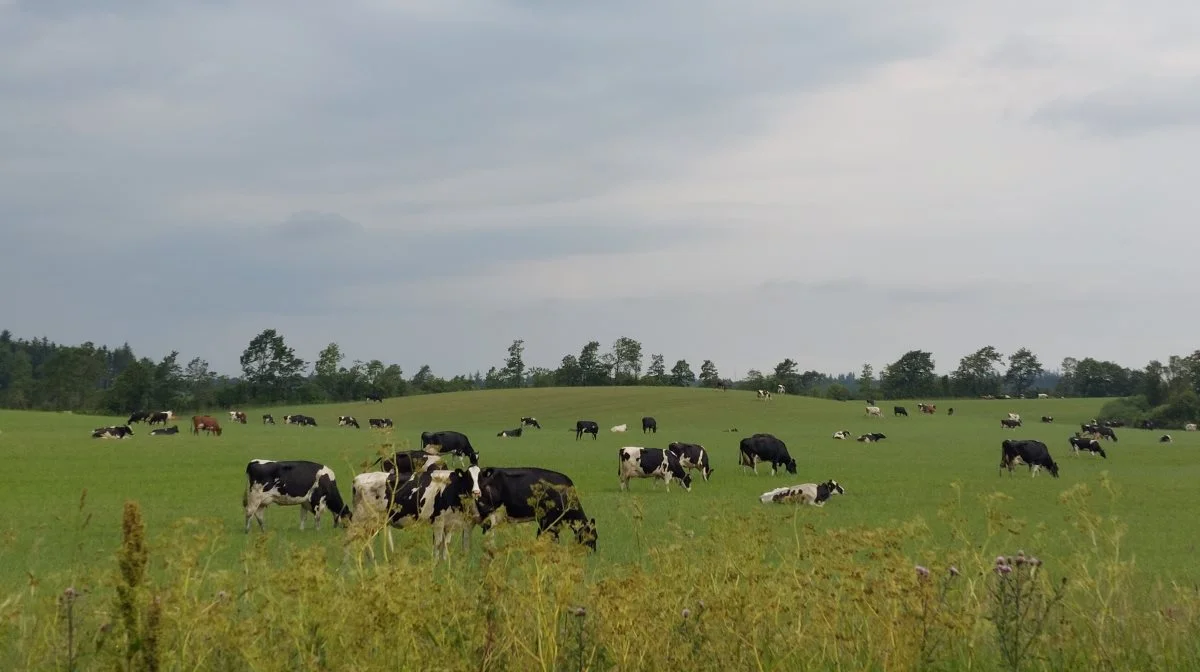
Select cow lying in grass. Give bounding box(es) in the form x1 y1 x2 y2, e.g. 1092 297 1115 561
759 480 845 506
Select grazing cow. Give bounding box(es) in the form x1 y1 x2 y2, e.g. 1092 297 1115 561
575 420 599 441
231 411 247 424
918 403 936 414
520 416 542 429
381 467 483 561
1160 434 1173 443
642 416 657 434
368 418 394 429
947 407 955 416
759 480 845 506
856 433 886 443
496 426 523 438
611 423 628 433
893 406 908 417
667 442 713 481
1041 416 1054 423
285 414 317 427
243 459 351 532
262 414 276 425
1007 413 1021 422
92 425 134 439
738 433 798 475
1186 423 1197 431
191 415 222 436
1069 434 1108 458
371 449 446 475
865 406 883 418
420 430 480 466
999 439 1060 478
351 471 397 553
366 393 383 403
866 399 876 406
127 411 151 425
1037 393 1049 399
757 389 772 400
1094 426 1118 442
473 467 598 549
776 384 785 394
148 411 170 426
618 447 692 492
338 415 360 429
832 430 852 440
1001 418 1022 429
149 425 179 436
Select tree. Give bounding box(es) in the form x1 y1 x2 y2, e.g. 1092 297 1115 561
951 346 1004 397
698 360 720 387
880 350 938 399
826 382 850 401
314 343 343 397
150 351 184 410
578 341 608 386
411 364 436 393
239 329 307 401
555 355 582 387
1144 360 1168 407
644 354 666 385
773 358 799 392
669 359 695 387
858 364 876 400
1057 357 1079 396
107 358 155 413
503 339 525 388
1004 348 1043 397
612 337 644 383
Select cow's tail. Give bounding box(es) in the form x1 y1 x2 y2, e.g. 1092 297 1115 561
369 455 384 467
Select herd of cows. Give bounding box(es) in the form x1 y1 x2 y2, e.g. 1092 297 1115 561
80 397 1196 561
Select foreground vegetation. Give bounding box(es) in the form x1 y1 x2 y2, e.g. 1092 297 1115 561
3 388 1199 669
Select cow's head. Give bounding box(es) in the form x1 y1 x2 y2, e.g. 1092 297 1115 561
785 458 798 474
1047 460 1061 478
823 480 845 496
677 470 693 491
463 465 484 499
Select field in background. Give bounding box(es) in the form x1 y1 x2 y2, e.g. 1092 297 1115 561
2 387 1197 589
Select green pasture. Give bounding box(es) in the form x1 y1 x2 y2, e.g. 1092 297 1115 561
2 387 1196 591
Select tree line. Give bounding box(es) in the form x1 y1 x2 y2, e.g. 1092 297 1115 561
0 328 1197 424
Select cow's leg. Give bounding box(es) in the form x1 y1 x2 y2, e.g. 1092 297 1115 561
299 506 308 530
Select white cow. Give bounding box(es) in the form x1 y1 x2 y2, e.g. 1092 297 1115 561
1008 413 1021 422
1186 423 1197 432
832 430 851 440
610 423 628 433
759 480 845 506
865 406 882 417
776 384 785 394
352 471 397 554
1037 393 1049 399
757 390 772 400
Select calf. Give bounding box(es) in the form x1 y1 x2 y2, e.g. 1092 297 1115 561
999 439 1060 478
642 416 657 434
894 406 908 417
865 406 882 417
759 480 845 506
262 414 276 425
610 423 628 433
474 467 597 550
738 433 798 475
243 459 351 532
856 432 886 443
338 415 360 429
618 447 692 492
368 418 393 429
1068 434 1108 458
496 426 523 438
92 425 134 439
520 416 542 429
149 425 179 436
667 441 713 481
420 430 480 466
382 468 483 561
832 430 851 440
575 420 599 441
1001 418 1022 429
1041 416 1054 423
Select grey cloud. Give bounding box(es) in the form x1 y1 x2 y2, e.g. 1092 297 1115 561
1031 77 1200 135
980 34 1063 70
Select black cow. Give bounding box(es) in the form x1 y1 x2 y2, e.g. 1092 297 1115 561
1041 415 1054 423
381 467 482 561
894 406 908 417
666 442 712 481
738 433 797 475
496 426 523 438
856 432 886 442
1069 434 1108 458
368 418 394 429
421 430 480 466
262 414 275 425
1138 419 1158 430
366 393 383 403
947 407 955 416
520 416 542 429
1160 434 1173 443
1000 439 1060 478
338 415 360 428
618 447 692 491
575 420 599 441
149 425 179 436
1001 418 1022 429
147 411 170 426
371 449 446 474
127 411 151 425
243 459 351 532
92 425 134 439
1094 426 1118 442
474 467 597 550
642 416 657 434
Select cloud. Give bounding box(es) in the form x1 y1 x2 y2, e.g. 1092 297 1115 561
1031 77 1200 135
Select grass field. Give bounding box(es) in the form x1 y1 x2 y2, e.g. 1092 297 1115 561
2 386 1196 587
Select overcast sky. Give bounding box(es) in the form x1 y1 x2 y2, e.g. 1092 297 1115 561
3 1 1198 379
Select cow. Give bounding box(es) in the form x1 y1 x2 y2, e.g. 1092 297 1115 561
148 411 170 426
611 423 628 433
381 467 483 561
1001 418 1022 429
127 411 151 425
1041 416 1054 423
575 420 599 441
1037 393 1049 399
366 393 383 403
1160 434 1173 443
351 471 398 554
1069 434 1108 458
832 430 852 440
149 425 179 436
1096 426 1118 442
1139 420 1159 430
999 439 1060 478
92 425 134 439
918 403 936 414
496 426 523 438
759 480 845 506
243 459 351 532
856 433 886 442
1187 423 1197 432
894 406 908 417
520 416 542 429
262 414 276 425
642 416 657 434
371 449 446 475
757 390 773 400
618 447 692 492
1008 413 1021 422
285 414 317 427
776 384 785 394
338 415 360 429
191 415 222 436
233 411 248 424
368 418 393 429
947 407 955 416
420 430 480 466
865 406 883 417
473 467 597 550
667 442 713 481
738 433 798 475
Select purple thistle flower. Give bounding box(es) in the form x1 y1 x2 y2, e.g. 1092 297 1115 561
682 608 691 619
995 556 1007 566
915 565 930 579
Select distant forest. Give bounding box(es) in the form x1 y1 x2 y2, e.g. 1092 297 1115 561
1 328 1197 427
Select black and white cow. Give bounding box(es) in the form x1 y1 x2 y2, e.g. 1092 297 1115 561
262 414 275 425
520 416 542 429
575 420 599 441
127 411 151 425
368 418 394 429
1069 434 1108 458
473 467 598 550
856 432 886 443
1001 418 1022 429
1041 415 1054 423
284 414 317 427
667 442 713 481
92 425 134 439
642 416 657 434
243 459 351 532
832 430 852 440
894 406 908 417
420 430 480 466
999 440 1060 478
381 467 483 561
738 433 798 475
351 470 398 554
757 389 773 400
618 447 692 491
372 449 446 475
496 426 523 438
1186 423 1197 432
149 425 179 436
148 411 170 426
1159 434 1173 443
366 393 383 403
338 415 360 429
1094 425 1118 442
759 480 845 506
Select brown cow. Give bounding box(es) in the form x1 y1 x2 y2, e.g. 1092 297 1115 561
192 415 223 436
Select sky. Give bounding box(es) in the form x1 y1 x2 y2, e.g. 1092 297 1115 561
3 1 1199 379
